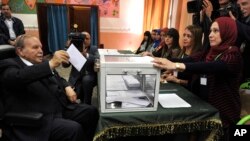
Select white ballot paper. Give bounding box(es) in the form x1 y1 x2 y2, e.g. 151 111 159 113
66 44 87 72
158 93 191 108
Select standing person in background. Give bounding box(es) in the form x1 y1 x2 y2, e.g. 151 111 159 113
153 17 242 141
64 31 99 105
135 31 153 54
193 0 239 51
231 0 250 90
236 0 250 24
0 4 25 45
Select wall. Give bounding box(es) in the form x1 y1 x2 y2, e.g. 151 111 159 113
100 0 144 51
12 0 145 51
177 0 193 48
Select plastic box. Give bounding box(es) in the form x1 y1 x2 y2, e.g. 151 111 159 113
98 54 160 113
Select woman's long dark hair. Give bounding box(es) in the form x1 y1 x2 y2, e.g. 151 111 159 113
186 25 203 54
136 31 153 53
142 31 153 50
161 28 180 57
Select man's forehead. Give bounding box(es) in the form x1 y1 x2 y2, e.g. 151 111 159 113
238 0 249 4
24 37 41 45
2 5 10 9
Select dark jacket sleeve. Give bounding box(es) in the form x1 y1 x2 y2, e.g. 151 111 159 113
184 61 228 74
152 47 162 57
184 51 242 75
53 70 70 88
170 56 195 63
88 45 99 63
1 59 53 87
236 20 250 43
0 34 8 45
0 21 9 44
13 17 25 36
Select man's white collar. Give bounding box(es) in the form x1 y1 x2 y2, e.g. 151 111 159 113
20 57 33 66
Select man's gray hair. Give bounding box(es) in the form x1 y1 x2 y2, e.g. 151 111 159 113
15 35 33 49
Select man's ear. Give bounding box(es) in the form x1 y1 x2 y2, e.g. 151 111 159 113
16 47 24 57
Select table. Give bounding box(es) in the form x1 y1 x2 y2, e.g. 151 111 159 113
93 83 223 141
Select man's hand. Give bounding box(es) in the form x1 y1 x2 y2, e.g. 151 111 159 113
229 11 236 21
65 39 71 47
65 86 77 103
202 0 213 20
49 50 69 69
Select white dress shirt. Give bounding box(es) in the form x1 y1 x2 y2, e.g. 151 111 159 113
4 18 16 40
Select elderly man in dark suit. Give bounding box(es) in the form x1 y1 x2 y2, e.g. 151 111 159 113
0 35 99 141
65 31 99 105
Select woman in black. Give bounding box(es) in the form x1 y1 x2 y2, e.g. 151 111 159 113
162 25 203 86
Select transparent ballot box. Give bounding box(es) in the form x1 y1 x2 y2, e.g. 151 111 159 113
98 55 160 113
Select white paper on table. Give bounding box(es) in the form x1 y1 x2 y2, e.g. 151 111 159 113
106 90 151 106
106 96 150 106
158 93 191 108
122 102 145 108
106 90 146 97
124 97 150 106
66 44 87 72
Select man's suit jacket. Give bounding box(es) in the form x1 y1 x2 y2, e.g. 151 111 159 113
0 57 75 141
68 45 99 87
236 18 250 81
0 16 25 44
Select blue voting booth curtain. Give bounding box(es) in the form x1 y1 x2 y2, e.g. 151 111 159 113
90 7 99 46
47 5 68 53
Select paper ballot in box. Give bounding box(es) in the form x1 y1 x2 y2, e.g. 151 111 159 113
98 54 160 113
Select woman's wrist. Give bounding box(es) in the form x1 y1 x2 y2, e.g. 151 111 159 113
175 63 185 72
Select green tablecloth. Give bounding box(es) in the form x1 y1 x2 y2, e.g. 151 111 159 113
94 83 223 141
